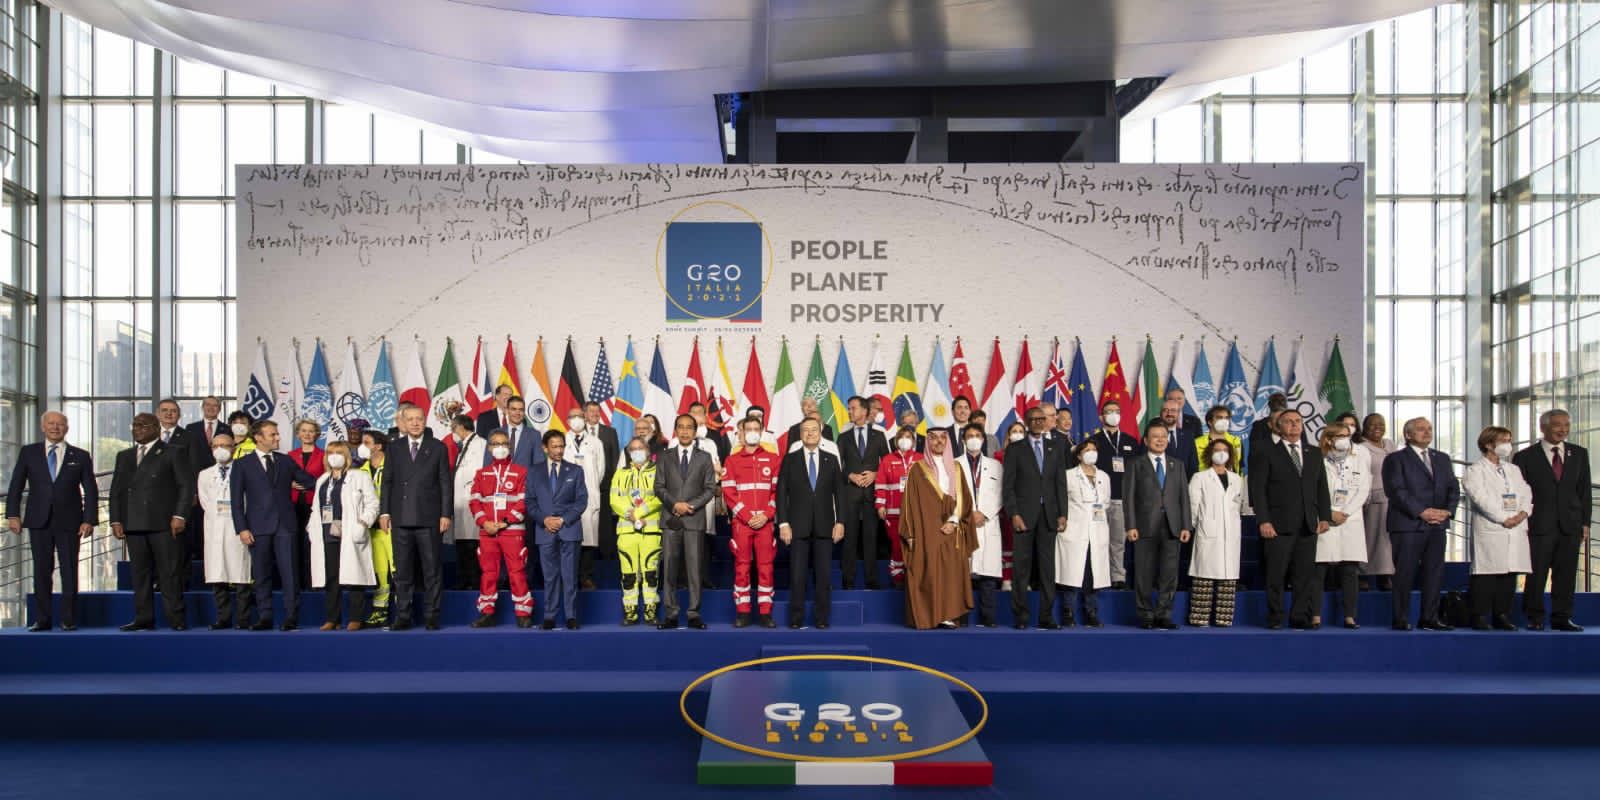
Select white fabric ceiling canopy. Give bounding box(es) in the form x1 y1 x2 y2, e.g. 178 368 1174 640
48 0 1443 162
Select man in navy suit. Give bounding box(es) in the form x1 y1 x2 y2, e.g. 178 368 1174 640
1513 409 1592 631
1002 407 1071 629
483 395 543 469
6 411 99 631
475 383 516 438
776 418 846 629
1159 399 1200 478
182 396 226 569
231 420 317 631
1382 417 1461 631
379 404 454 630
527 429 588 629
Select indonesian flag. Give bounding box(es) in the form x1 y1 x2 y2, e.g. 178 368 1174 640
497 338 522 397
948 338 976 408
552 338 585 432
739 338 770 420
978 338 1012 440
465 338 490 416
679 338 707 414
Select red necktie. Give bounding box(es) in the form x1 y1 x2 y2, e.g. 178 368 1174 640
1553 447 1564 482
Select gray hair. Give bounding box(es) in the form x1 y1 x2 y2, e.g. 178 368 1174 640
1401 416 1430 440
1538 408 1571 428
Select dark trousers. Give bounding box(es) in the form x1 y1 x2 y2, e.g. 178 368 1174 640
599 502 619 562
971 576 1000 625
661 528 704 621
840 506 880 588
539 537 579 622
250 530 300 625
1263 530 1319 625
1524 533 1581 623
293 503 313 593
322 540 371 624
1071 548 1100 620
127 531 185 626
1133 517 1180 623
454 539 482 590
1471 573 1517 620
788 536 833 625
580 546 598 587
185 505 205 577
211 582 254 628
29 525 82 627
1317 561 1360 620
392 525 443 624
1009 518 1058 624
1390 528 1445 624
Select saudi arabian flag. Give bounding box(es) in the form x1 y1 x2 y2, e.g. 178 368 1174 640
1318 339 1354 422
1138 337 1162 429
430 339 466 440
771 340 802 452
802 339 831 428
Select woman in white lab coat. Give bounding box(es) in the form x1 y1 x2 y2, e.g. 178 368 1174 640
1359 413 1397 589
307 441 380 631
198 432 254 629
962 427 1005 628
1462 425 1533 630
1188 438 1245 626
448 417 487 590
1056 439 1110 628
1316 423 1371 629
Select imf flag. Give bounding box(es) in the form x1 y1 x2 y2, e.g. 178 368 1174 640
664 221 763 323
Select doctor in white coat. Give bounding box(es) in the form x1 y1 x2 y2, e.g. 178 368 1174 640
1462 425 1533 630
1315 423 1371 629
1056 439 1111 628
563 410 604 561
449 417 487 589
1187 438 1245 627
307 441 380 631
198 432 253 630
960 425 1005 627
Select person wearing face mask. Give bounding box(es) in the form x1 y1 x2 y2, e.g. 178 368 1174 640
992 420 1028 587
1188 439 1244 627
1056 439 1111 628
450 415 487 591
1088 399 1143 590
610 437 662 626
357 430 394 626
228 411 256 461
1195 406 1243 474
308 440 380 631
875 425 926 589
1315 423 1371 629
961 423 1005 627
1465 426 1533 631
869 397 889 432
722 417 782 626
897 409 927 452
469 431 534 628
197 432 254 629
993 422 1027 463
183 396 227 573
968 409 1000 456
636 415 667 458
562 410 605 590
1358 413 1398 590
838 396 890 590
731 404 780 453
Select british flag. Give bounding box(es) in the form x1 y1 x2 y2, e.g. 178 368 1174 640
1041 340 1071 408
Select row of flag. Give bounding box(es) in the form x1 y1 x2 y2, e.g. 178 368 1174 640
243 335 1354 458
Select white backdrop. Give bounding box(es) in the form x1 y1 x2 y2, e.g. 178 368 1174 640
236 162 1364 412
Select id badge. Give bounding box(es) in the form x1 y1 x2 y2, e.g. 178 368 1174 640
1092 502 1106 522
493 493 508 511
1111 456 1125 473
320 506 333 524
1334 489 1350 506
1501 493 1519 513
899 477 908 492
216 499 231 514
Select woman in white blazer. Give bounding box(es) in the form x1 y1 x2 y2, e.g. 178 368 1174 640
198 433 253 629
1188 438 1245 626
307 441 380 631
1316 423 1371 629
1056 439 1111 628
1358 413 1397 588
449 419 487 590
1462 425 1533 630
961 427 1005 628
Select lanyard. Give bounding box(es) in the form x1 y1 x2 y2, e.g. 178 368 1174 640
1107 429 1122 449
490 463 511 488
1495 463 1510 494
1079 469 1101 504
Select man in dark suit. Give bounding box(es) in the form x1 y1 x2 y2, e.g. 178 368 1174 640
776 418 845 628
1088 400 1142 589
1382 416 1461 631
1513 409 1591 631
938 395 980 453
1163 387 1204 439
230 420 318 631
483 396 542 469
837 396 890 589
788 397 835 445
6 411 99 631
655 414 718 629
108 413 193 631
378 404 454 630
582 401 622 588
527 429 588 629
183 396 226 573
1001 407 1070 629
1248 394 1289 451
1159 399 1201 478
475 383 516 438
1123 420 1194 629
1247 409 1332 629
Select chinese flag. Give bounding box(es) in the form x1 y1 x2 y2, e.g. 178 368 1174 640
1098 341 1140 438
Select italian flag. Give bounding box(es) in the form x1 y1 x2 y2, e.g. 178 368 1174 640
698 760 992 786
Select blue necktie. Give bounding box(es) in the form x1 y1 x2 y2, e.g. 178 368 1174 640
550 463 559 494
858 428 865 456
47 444 58 480
1032 437 1043 472
808 451 817 490
1156 456 1166 489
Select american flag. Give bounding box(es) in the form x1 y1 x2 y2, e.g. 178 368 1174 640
590 341 616 425
1041 341 1071 408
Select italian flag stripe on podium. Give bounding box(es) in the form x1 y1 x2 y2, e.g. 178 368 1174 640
697 760 992 786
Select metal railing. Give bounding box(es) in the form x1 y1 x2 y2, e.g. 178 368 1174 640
1446 458 1599 592
0 470 121 627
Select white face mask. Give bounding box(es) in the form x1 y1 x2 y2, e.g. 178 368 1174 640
1008 431 1026 443
897 437 914 452
629 449 649 464
743 431 762 447
1081 450 1099 466
567 418 585 433
1104 413 1121 428
965 437 984 454
231 422 249 437
1212 419 1230 433
212 447 232 464
1333 438 1351 452
1493 442 1513 458
490 446 510 460
1211 450 1230 466
326 453 346 469
356 444 372 460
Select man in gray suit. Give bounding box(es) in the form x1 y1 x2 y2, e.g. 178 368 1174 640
655 413 719 629
1123 419 1192 630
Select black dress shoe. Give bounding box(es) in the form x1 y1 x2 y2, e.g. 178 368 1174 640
815 621 830 630
789 620 803 630
759 614 776 628
1471 616 1492 631
209 621 233 631
1552 619 1584 632
865 581 883 591
734 613 751 628
424 618 441 631
1492 615 1518 631
1110 581 1127 590
688 618 707 630
657 618 680 630
172 624 189 631
541 619 556 630
279 622 297 632
1038 620 1061 631
120 621 154 632
1527 620 1545 631
565 619 580 630
471 613 496 628
1343 620 1361 630
1084 615 1103 628
60 623 77 632
27 622 50 632
1156 619 1179 630
1391 621 1413 631
250 620 275 631
1267 621 1283 630
390 620 414 631
1060 616 1076 629
1139 620 1156 630
1418 619 1454 631
1012 620 1029 630
517 616 534 628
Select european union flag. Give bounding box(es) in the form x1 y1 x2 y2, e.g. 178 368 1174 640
1066 343 1098 444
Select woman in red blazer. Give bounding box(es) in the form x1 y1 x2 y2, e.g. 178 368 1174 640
289 420 327 587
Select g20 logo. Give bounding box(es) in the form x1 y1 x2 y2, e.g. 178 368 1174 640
658 201 772 324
